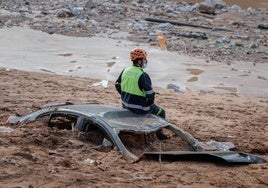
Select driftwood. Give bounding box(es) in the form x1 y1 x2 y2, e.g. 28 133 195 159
145 17 234 32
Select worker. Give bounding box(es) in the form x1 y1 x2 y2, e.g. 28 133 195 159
115 48 167 139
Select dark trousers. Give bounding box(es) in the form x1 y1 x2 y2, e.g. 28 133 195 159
150 104 166 119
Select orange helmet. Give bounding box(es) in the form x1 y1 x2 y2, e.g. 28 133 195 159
130 48 147 61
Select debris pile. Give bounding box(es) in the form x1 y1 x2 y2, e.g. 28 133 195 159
0 0 267 64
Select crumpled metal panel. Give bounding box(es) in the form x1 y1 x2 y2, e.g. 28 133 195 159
6 103 267 164
143 151 267 164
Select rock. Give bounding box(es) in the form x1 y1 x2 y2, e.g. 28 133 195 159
213 0 226 9
230 5 243 12
185 3 199 12
114 0 124 3
137 0 145 3
199 2 216 15
249 42 259 49
15 0 24 6
231 40 244 47
197 1 227 14
0 0 267 65
258 23 268 29
133 23 147 31
85 0 95 9
77 21 87 28
247 7 258 15
205 0 226 9
254 29 262 34
219 36 231 43
0 20 4 28
56 9 74 18
167 84 185 93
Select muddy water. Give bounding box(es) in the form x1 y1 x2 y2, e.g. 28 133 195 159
180 0 268 9
1 27 268 96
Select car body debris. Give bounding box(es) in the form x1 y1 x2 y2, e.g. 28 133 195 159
6 103 267 164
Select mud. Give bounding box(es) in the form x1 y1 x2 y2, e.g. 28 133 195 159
0 68 267 187
0 0 268 187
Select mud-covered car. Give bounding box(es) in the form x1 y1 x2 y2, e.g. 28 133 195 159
6 103 266 164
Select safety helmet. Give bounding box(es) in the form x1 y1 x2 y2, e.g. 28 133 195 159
130 48 147 61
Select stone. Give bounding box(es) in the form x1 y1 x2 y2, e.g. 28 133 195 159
85 0 95 9
0 0 266 65
230 5 243 12
167 84 185 93
199 2 216 14
233 40 244 47
15 0 24 6
258 23 268 29
205 0 226 9
249 42 259 49
133 23 147 31
187 3 199 12
0 20 4 28
56 9 74 18
247 7 258 15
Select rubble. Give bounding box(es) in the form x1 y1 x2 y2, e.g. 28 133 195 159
0 0 267 64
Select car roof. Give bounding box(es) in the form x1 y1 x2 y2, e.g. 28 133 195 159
48 104 170 132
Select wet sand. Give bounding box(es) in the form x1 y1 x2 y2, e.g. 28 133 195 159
0 68 268 187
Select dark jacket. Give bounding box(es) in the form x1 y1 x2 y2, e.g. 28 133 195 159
115 65 155 114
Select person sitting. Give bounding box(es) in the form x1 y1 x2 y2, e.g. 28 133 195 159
115 48 167 140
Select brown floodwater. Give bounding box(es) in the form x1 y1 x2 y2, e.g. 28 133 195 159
179 0 268 9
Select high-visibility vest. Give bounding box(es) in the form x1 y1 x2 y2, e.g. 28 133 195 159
121 66 146 97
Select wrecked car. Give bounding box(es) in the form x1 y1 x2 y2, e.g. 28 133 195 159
6 103 266 164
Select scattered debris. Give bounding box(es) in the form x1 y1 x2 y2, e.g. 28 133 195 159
0 126 13 133
145 17 234 32
258 23 268 29
0 0 267 64
167 84 185 93
84 158 96 165
206 140 235 151
92 80 108 88
6 103 266 164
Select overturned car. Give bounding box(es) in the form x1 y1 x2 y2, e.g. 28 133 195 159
6 103 266 164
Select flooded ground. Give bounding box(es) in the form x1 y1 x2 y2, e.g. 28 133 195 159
0 0 267 96
180 0 268 9
0 27 267 96
0 1 268 187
